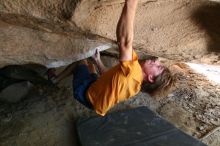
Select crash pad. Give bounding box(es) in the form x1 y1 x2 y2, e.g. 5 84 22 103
76 106 207 146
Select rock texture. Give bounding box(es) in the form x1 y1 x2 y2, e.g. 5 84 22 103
0 0 115 68
0 19 114 68
73 0 220 61
0 0 220 67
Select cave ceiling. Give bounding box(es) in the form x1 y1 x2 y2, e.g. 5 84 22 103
0 0 220 68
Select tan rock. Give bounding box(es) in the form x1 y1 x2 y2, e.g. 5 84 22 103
0 20 114 68
0 0 220 67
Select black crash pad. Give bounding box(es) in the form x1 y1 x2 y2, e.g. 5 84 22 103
76 106 207 146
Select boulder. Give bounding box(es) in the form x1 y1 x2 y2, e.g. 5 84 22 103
0 0 220 68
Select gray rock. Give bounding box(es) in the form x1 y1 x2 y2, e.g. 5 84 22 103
0 81 33 103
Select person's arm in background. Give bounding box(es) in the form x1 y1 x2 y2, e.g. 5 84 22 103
116 0 138 61
92 49 107 75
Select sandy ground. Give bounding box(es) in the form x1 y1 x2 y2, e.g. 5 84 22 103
0 54 220 146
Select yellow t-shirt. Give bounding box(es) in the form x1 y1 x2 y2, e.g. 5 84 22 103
87 50 143 116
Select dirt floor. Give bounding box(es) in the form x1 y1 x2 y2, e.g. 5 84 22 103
0 53 220 146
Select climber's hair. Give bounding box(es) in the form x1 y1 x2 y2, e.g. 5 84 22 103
141 66 176 100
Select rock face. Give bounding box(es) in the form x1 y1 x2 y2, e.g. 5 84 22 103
0 0 220 67
0 0 115 68
73 0 220 61
0 19 114 68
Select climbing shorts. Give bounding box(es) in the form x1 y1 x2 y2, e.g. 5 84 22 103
72 64 97 109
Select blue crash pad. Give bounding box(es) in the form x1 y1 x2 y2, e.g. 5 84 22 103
76 106 207 146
